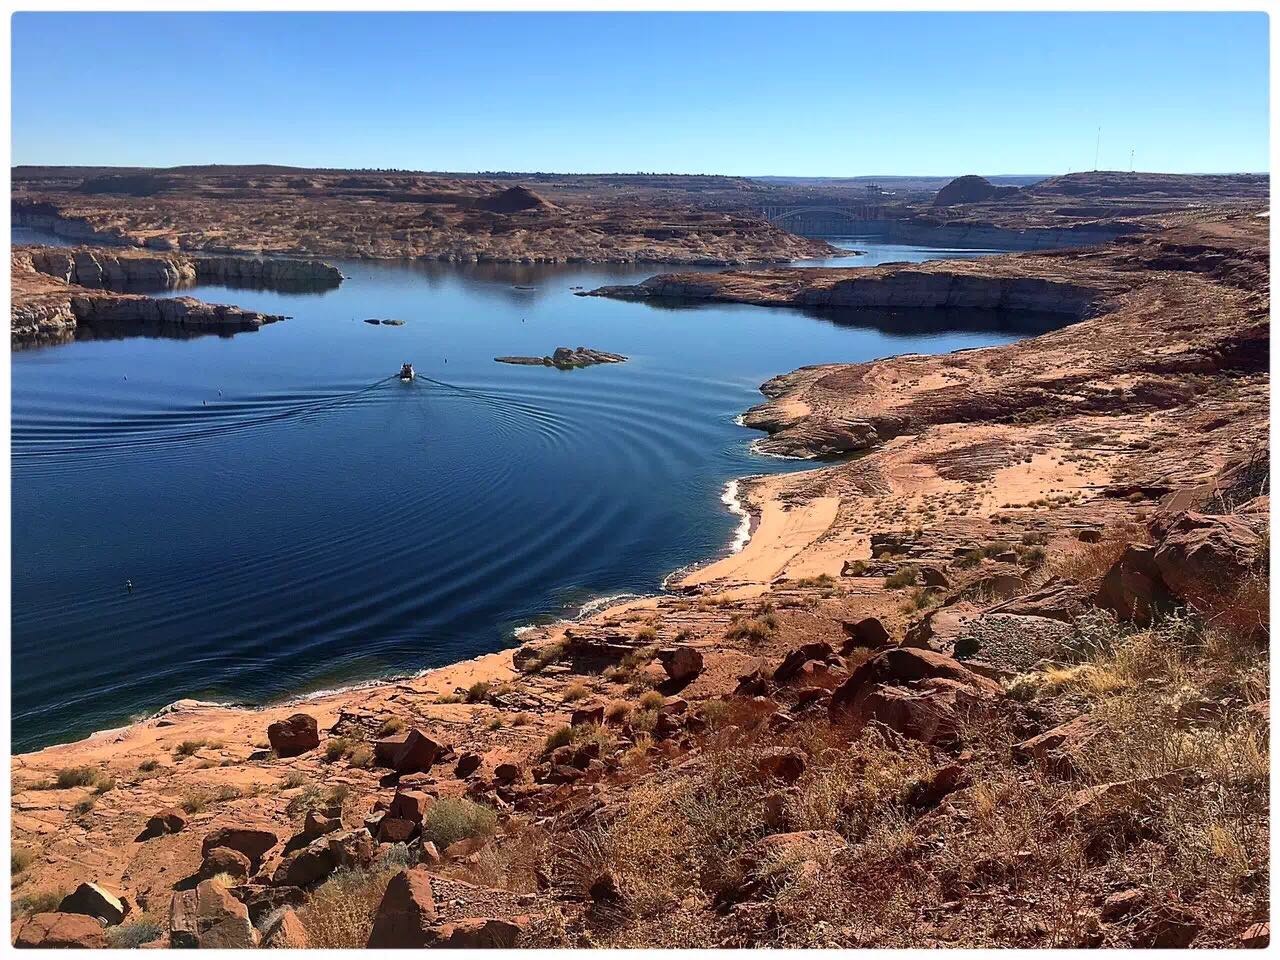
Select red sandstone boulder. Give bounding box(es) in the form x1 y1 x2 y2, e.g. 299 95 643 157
421 917 528 947
756 747 807 784
266 713 320 757
842 616 892 650
1095 545 1173 625
1014 713 1104 776
303 810 341 841
262 908 310 948
773 642 835 684
137 806 187 841
57 882 127 925
390 730 446 774
271 837 337 888
388 789 432 824
657 646 704 683
169 879 256 948
1152 511 1264 605
201 823 279 871
366 868 439 948
15 912 108 949
829 648 1000 723
200 847 251 881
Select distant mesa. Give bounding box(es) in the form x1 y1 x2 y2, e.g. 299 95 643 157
495 346 627 369
932 175 1020 207
473 185 554 214
78 174 176 197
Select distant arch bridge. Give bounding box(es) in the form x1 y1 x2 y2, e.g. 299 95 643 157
762 203 885 235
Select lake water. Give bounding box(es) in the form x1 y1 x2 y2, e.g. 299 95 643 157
11 236 1049 750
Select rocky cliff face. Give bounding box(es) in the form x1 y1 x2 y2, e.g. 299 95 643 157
11 250 285 348
22 246 342 292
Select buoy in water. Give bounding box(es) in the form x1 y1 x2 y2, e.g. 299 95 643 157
399 363 416 381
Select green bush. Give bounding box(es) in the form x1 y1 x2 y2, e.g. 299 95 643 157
421 798 497 850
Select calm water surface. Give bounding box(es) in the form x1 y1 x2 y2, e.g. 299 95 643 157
12 236 1039 750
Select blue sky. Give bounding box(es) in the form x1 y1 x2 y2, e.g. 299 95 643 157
11 12 1269 175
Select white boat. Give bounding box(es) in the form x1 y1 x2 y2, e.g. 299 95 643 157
399 363 415 381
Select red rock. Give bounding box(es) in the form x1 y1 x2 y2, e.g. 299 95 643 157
390 729 445 774
571 705 605 726
137 806 187 841
377 817 417 844
657 646 703 683
1101 888 1145 921
454 753 482 778
735 668 773 696
773 642 834 684
1239 921 1270 948
756 747 806 784
200 846 251 880
374 733 409 767
422 917 528 948
57 882 127 925
444 835 490 861
366 868 439 948
328 829 375 870
829 648 999 731
262 908 310 948
388 789 432 824
169 879 256 948
1096 545 1173 625
201 823 279 870
1014 713 1104 776
1153 511 1263 604
266 713 320 757
842 616 892 649
303 810 341 840
15 913 108 948
494 762 520 783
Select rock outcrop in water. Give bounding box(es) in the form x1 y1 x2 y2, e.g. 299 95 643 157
495 346 627 369
11 249 285 347
22 245 343 292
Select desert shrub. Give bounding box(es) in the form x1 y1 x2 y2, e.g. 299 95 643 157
298 867 393 949
792 574 837 589
325 738 352 763
421 798 497 850
72 797 97 816
511 712 533 726
605 701 631 723
281 769 308 789
725 614 777 643
51 767 102 789
347 743 373 768
884 565 920 589
543 725 573 752
137 759 160 773
521 641 565 674
465 681 492 704
639 690 665 710
563 682 590 702
106 917 163 949
376 717 406 738
11 848 34 874
173 740 207 758
636 625 659 644
843 560 869 576
15 888 67 916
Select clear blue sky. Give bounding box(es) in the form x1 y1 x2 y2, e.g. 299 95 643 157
11 12 1269 175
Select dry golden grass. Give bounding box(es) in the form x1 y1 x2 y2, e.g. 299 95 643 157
297 867 394 948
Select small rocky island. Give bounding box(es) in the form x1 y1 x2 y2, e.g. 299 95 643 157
495 346 627 369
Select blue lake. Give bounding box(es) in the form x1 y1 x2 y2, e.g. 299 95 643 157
11 237 1044 750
